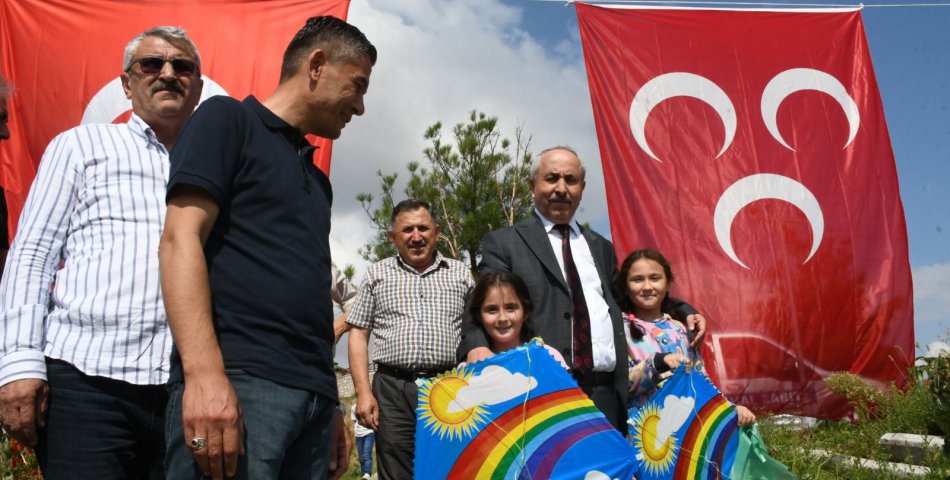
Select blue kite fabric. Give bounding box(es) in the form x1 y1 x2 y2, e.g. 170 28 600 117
627 365 793 479
414 340 639 480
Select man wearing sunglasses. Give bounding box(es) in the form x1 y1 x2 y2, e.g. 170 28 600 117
0 27 201 478
160 16 373 480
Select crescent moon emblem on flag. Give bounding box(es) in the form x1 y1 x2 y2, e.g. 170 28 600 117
629 72 736 162
81 76 230 125
713 173 824 269
761 68 860 151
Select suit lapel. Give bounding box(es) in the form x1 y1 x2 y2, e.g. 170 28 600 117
516 214 569 291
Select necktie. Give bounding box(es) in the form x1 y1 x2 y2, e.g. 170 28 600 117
554 224 593 371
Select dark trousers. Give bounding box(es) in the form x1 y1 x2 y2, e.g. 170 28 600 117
164 369 335 479
37 358 166 480
372 372 419 480
578 378 628 436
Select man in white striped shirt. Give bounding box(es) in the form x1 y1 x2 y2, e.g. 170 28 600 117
0 27 203 478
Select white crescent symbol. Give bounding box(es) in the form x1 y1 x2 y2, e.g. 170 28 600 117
761 68 860 151
629 72 736 162
713 173 824 269
81 75 229 124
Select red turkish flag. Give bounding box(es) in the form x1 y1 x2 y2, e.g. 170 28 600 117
0 0 350 239
577 4 913 417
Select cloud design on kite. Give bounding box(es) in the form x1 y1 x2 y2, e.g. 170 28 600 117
655 395 694 450
447 365 537 413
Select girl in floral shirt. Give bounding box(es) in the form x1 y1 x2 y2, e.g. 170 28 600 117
612 249 755 425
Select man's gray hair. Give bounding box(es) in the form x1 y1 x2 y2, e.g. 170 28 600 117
122 26 201 76
530 145 586 182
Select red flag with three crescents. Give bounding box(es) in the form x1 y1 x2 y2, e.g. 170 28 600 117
577 3 914 417
0 0 350 239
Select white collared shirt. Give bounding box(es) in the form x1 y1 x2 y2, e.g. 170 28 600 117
0 114 171 386
537 211 616 371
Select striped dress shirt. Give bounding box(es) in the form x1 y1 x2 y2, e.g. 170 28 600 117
0 114 171 386
347 252 474 371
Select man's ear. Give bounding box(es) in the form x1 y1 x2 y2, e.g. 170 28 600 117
120 72 133 99
193 76 204 99
308 49 328 81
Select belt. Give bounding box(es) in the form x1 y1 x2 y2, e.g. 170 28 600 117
375 363 450 382
572 369 614 387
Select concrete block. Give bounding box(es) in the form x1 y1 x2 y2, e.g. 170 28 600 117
808 448 932 478
879 433 945 464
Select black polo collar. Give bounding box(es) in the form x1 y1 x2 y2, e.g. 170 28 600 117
242 95 310 150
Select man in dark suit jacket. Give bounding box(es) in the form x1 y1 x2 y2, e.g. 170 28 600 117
459 146 705 433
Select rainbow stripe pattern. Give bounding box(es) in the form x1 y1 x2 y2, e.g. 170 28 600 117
414 342 639 480
629 366 740 480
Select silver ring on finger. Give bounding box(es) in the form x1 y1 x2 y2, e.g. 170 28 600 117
189 436 208 451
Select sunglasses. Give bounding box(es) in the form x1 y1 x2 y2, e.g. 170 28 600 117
128 57 199 77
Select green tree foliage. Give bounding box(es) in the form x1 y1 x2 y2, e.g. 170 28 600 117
342 264 356 283
356 111 534 277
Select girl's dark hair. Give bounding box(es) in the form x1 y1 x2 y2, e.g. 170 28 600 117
469 271 535 344
612 249 678 339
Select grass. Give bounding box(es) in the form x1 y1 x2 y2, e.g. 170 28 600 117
0 434 40 480
759 361 950 479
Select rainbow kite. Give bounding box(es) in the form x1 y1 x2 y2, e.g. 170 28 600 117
414 341 639 480
628 366 742 480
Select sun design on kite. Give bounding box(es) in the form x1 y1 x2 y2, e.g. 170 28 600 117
416 367 490 441
630 403 678 475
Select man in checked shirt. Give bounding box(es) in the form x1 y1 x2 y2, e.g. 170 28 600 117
348 199 474 480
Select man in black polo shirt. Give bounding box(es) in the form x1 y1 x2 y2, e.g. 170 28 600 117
159 17 375 480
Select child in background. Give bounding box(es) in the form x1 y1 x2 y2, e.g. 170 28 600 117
467 271 568 368
613 249 755 426
351 404 375 480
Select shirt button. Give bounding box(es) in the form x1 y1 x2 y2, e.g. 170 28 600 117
563 312 571 319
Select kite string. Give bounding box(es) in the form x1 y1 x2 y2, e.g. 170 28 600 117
442 346 535 479
629 360 728 478
678 360 729 477
445 349 727 478
518 345 533 480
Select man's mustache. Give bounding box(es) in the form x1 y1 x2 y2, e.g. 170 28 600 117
150 80 185 95
408 240 427 249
